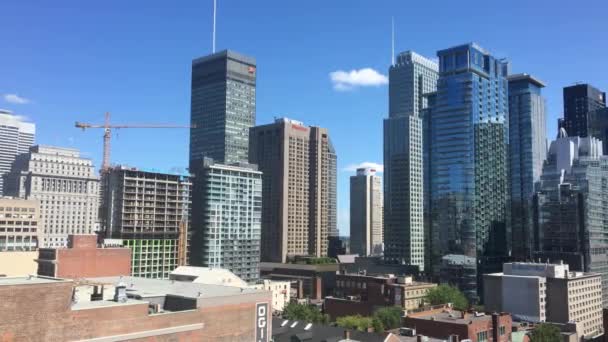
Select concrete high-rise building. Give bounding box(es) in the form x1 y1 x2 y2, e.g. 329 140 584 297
4 146 99 248
534 129 608 305
102 166 191 279
389 51 440 118
189 50 256 168
427 43 510 301
484 262 603 338
559 84 606 138
190 159 262 283
0 197 40 251
508 74 547 260
384 51 438 271
0 110 35 195
349 168 383 256
249 118 337 263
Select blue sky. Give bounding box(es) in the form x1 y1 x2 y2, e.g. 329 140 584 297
1 0 607 235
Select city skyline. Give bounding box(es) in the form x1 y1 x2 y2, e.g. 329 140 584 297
2 0 608 235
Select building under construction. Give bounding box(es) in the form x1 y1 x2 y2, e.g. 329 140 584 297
102 166 191 279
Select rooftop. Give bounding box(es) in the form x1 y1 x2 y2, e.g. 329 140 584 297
0 275 70 286
272 318 390 342
85 276 262 300
408 309 504 324
507 73 546 87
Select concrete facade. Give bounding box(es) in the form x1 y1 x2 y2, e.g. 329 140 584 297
102 166 192 279
37 234 131 279
0 110 35 195
249 118 337 262
5 145 99 248
484 262 603 338
0 197 40 251
0 251 37 276
349 168 383 256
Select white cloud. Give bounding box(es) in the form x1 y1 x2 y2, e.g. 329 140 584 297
3 94 30 104
329 68 388 91
343 161 383 173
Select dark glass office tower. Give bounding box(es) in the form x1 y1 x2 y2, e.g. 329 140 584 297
427 43 510 302
189 50 256 169
508 74 547 260
560 84 606 138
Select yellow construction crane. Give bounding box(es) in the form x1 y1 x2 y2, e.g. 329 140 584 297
75 112 194 171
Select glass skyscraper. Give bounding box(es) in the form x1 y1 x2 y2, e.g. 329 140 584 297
188 50 260 281
189 50 256 169
384 51 438 271
559 84 606 139
191 159 262 283
508 74 547 260
427 43 509 301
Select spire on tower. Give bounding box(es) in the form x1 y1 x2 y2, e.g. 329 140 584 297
391 17 395 66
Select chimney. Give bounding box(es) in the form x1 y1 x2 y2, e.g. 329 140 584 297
344 330 351 340
461 311 469 320
492 313 499 342
114 283 127 303
449 334 459 342
417 335 423 342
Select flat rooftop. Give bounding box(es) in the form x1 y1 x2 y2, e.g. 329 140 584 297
0 275 70 286
412 310 493 324
85 276 262 299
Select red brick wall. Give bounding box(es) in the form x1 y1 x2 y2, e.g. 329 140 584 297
55 247 131 278
403 314 512 342
0 280 272 341
68 235 98 249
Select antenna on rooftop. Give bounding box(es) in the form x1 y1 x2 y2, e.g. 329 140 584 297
391 16 395 66
212 0 217 53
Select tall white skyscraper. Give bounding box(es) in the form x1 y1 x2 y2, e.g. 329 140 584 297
5 145 100 247
350 168 383 256
0 110 35 195
384 51 438 271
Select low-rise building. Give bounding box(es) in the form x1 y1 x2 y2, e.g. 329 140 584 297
325 273 436 320
36 234 131 279
272 317 403 342
0 197 40 251
0 251 37 276
402 305 512 342
260 261 339 300
484 262 603 338
0 275 272 341
170 266 291 313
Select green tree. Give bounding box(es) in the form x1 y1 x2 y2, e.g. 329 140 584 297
373 307 402 330
282 302 329 324
336 315 373 331
424 284 469 311
371 317 384 333
529 323 561 342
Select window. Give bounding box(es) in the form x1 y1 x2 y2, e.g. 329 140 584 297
477 331 488 342
499 326 506 335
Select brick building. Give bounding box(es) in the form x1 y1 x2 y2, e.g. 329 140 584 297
0 275 272 341
325 273 436 320
259 261 338 300
402 305 512 342
36 234 131 279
